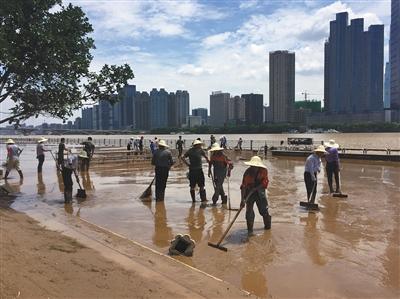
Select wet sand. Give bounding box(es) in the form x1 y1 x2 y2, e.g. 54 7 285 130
2 145 400 298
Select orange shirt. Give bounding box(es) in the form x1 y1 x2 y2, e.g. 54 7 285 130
240 167 269 190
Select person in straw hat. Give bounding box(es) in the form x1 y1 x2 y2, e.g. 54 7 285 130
36 137 50 173
324 139 341 194
62 150 78 203
240 156 271 235
304 145 327 203
57 138 68 168
208 143 233 205
181 139 209 202
4 138 23 180
78 150 89 171
151 140 174 201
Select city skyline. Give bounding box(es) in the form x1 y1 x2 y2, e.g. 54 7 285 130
0 0 391 126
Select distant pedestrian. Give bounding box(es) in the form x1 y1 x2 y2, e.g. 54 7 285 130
181 139 209 202
324 139 341 193
81 137 95 171
235 137 243 152
57 138 68 168
150 140 156 154
139 136 144 154
127 137 134 152
220 135 227 149
304 145 326 203
210 135 216 148
176 136 184 157
151 140 174 201
62 152 78 203
208 143 233 205
36 137 49 173
154 137 159 149
133 137 140 152
240 156 271 235
4 139 23 180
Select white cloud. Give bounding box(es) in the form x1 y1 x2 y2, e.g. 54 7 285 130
202 32 232 48
239 0 259 10
177 64 214 76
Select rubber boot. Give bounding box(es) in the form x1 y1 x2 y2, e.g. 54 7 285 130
247 220 254 236
263 214 272 230
190 190 196 202
4 170 10 180
64 191 72 203
18 170 23 179
157 191 165 202
211 193 218 205
199 189 207 202
221 195 228 204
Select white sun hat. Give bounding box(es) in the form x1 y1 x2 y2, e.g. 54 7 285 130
314 145 328 153
158 140 169 148
6 138 15 144
324 139 339 148
38 137 48 143
192 139 203 146
209 143 223 152
78 150 89 158
244 156 267 169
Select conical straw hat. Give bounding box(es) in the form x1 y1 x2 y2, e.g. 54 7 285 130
158 140 169 148
244 156 267 169
209 143 223 152
6 139 15 144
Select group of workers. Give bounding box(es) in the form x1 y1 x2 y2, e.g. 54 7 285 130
3 136 342 236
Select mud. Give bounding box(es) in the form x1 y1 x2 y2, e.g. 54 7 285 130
3 145 399 298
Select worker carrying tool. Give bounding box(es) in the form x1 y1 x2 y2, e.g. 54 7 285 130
304 145 326 204
208 143 233 205
151 140 174 201
240 156 271 236
62 151 78 203
4 139 23 180
324 139 341 194
181 139 209 202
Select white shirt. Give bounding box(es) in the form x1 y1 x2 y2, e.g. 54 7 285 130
304 153 321 181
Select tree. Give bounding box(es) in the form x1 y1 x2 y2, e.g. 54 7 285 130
0 0 134 125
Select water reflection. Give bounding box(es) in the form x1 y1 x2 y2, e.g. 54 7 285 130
56 172 64 193
64 202 73 214
81 171 94 191
301 212 326 266
209 206 225 242
4 179 23 194
186 203 206 243
152 201 173 248
37 173 46 196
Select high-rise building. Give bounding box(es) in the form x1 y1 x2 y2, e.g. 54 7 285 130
324 12 384 113
73 117 81 130
176 90 190 127
81 107 93 130
384 62 391 109
135 91 150 130
168 92 178 127
92 105 99 130
98 100 113 130
269 50 295 123
210 91 230 127
242 93 264 125
192 108 208 125
112 101 121 130
119 85 136 129
228 96 246 124
391 0 400 109
150 88 168 129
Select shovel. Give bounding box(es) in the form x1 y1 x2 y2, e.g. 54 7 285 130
73 169 87 198
300 181 319 210
227 176 239 211
50 151 61 172
139 177 155 199
332 172 348 198
208 188 257 252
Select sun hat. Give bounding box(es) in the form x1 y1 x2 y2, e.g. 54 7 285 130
130 137 134 140
244 156 267 169
192 139 203 146
209 143 223 152
158 140 169 148
78 150 89 158
324 139 339 148
38 137 48 143
6 139 15 144
314 145 327 153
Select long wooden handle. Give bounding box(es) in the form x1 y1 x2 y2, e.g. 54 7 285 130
73 169 84 190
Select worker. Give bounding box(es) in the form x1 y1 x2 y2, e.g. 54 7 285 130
57 138 68 168
210 135 216 149
240 156 271 235
176 136 184 157
127 137 134 154
36 137 50 173
324 139 341 194
181 139 209 202
304 145 327 203
208 143 233 205
139 136 144 154
62 151 78 203
81 137 95 171
151 140 174 201
235 137 243 152
4 139 23 180
220 135 227 149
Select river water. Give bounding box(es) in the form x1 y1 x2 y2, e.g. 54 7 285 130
3 142 400 298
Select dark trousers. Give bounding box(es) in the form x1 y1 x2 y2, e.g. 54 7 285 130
326 162 340 192
62 167 73 202
304 172 317 203
37 155 45 172
178 147 183 157
155 166 169 200
245 190 269 225
212 176 226 203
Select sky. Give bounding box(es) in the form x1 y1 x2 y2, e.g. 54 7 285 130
1 0 391 126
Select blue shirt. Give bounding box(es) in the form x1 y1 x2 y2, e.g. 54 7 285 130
304 153 321 180
325 147 339 163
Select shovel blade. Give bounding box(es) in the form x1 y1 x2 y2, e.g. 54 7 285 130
333 193 348 198
300 201 319 210
76 189 87 198
208 242 228 252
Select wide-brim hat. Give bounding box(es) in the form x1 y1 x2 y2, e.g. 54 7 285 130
192 139 203 146
244 156 267 169
78 150 89 158
209 143 223 152
6 138 15 144
38 137 48 143
158 140 169 148
324 139 339 148
314 145 327 153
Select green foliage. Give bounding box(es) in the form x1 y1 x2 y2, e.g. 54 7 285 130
0 0 134 124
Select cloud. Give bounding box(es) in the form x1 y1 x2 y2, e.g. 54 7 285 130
202 32 232 48
177 64 214 76
239 0 260 10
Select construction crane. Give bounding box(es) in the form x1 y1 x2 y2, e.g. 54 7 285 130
301 91 322 101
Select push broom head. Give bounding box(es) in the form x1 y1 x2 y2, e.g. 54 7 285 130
208 242 228 252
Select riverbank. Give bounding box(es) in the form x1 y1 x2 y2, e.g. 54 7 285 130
0 199 251 298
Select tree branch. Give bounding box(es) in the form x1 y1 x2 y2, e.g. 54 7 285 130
0 69 10 95
0 111 26 125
